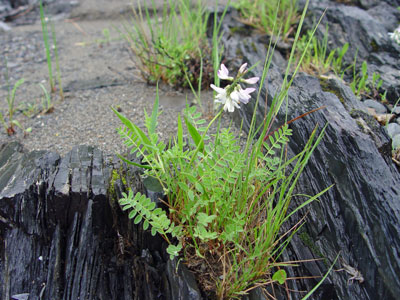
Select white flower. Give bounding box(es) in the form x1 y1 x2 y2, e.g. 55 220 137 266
217 64 234 81
241 77 259 84
210 84 257 112
236 86 256 104
389 26 400 44
238 63 260 84
211 63 260 113
211 84 239 112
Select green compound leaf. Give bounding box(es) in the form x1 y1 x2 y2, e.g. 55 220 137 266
166 243 183 260
272 269 287 285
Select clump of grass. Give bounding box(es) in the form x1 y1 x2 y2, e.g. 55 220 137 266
349 57 385 101
295 26 388 103
122 0 213 90
295 25 349 77
1 57 31 136
233 0 299 41
39 0 63 100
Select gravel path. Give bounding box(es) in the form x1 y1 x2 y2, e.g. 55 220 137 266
0 0 237 157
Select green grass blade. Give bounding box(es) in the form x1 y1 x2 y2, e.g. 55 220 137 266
50 21 63 100
39 83 51 110
9 78 24 120
112 106 153 148
301 253 340 300
117 153 152 169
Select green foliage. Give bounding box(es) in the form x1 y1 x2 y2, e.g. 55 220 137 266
114 1 330 298
39 83 53 112
119 190 183 259
349 59 384 100
295 26 349 77
295 27 386 102
1 58 31 135
272 269 287 284
122 0 214 90
350 60 368 97
39 0 63 99
233 0 299 40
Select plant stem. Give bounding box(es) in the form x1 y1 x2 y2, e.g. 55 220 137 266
39 0 55 93
51 21 64 100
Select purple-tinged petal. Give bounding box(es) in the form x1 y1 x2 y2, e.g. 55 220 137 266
237 87 255 104
210 84 226 94
242 77 259 84
238 63 248 74
242 87 256 95
218 64 233 80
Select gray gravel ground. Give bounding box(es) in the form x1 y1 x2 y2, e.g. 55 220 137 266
0 0 240 157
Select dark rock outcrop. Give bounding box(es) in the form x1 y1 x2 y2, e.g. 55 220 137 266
302 0 400 103
216 7 400 300
0 142 202 300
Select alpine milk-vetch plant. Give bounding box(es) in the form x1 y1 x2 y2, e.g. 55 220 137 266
113 57 329 298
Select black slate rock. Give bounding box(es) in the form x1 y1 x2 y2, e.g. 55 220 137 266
0 143 203 300
216 8 400 299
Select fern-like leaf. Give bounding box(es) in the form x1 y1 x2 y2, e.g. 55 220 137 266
119 189 183 259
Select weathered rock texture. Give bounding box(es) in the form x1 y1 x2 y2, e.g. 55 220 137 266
302 0 400 103
0 142 201 300
216 6 400 300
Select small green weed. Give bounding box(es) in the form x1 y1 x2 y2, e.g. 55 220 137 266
39 83 54 113
1 58 31 135
17 101 39 118
349 59 384 100
295 26 349 77
114 79 327 299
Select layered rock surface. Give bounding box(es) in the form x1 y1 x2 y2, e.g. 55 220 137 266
0 142 201 300
216 6 400 300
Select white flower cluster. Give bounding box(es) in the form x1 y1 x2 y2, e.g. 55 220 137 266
389 25 400 45
210 63 259 113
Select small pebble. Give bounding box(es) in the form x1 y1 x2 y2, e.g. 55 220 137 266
392 134 400 150
364 99 387 114
374 114 395 125
392 106 400 115
386 123 400 138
